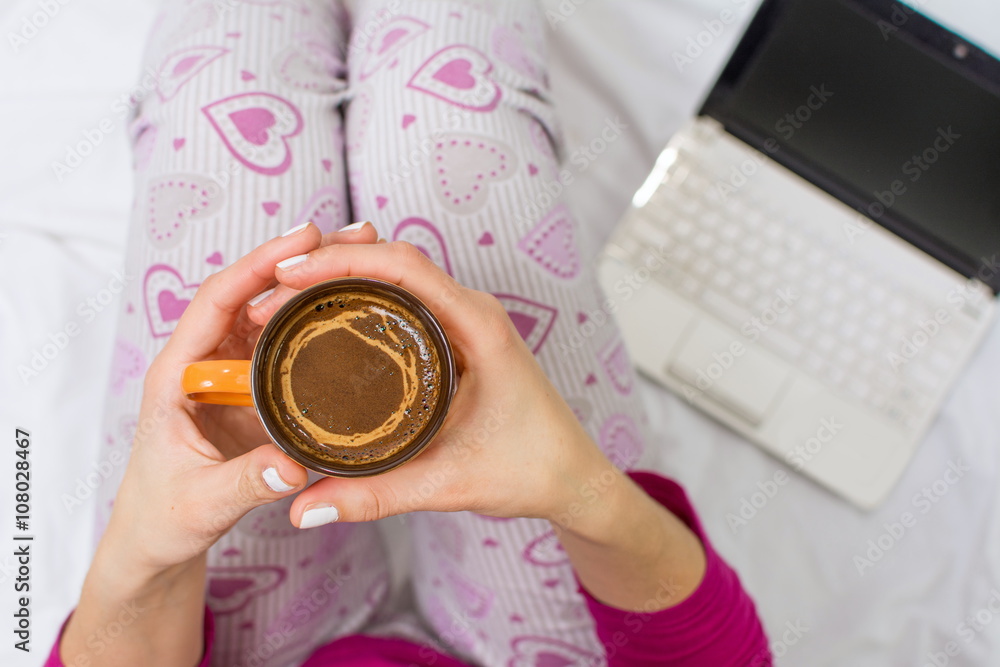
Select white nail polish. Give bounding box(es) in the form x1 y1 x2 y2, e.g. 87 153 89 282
281 221 311 237
299 504 340 529
263 467 295 493
340 221 371 233
277 254 309 270
248 287 275 308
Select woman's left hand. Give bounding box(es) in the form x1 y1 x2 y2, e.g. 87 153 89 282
101 223 380 576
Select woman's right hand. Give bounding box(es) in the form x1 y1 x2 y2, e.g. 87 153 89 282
251 241 708 615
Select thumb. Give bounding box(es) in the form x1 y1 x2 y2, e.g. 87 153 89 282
200 444 309 534
289 469 426 527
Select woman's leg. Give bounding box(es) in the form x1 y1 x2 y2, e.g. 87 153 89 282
344 1 648 663
97 2 391 665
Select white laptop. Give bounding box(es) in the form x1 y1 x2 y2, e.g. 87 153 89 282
598 0 1000 509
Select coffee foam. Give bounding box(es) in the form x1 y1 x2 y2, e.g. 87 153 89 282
263 290 441 467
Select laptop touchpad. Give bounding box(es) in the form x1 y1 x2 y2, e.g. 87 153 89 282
669 318 790 425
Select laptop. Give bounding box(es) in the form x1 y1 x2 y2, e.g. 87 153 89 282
597 0 1000 509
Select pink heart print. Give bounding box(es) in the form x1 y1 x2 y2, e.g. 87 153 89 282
492 294 557 354
431 134 518 215
408 45 502 112
117 414 138 449
293 186 344 234
425 595 477 652
145 173 225 250
508 636 603 667
444 568 495 619
599 414 644 471
143 264 200 338
358 16 430 81
426 513 465 562
517 204 581 279
491 25 543 83
346 88 373 153
599 337 635 397
237 497 310 540
155 46 229 101
392 217 453 276
206 565 286 615
273 36 344 93
522 531 569 567
202 92 303 176
109 338 146 397
264 560 351 648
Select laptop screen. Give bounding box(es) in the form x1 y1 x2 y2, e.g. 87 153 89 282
701 0 1000 293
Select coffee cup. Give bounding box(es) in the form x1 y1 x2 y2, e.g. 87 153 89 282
181 277 456 477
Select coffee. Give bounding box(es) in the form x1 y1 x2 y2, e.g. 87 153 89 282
257 283 447 471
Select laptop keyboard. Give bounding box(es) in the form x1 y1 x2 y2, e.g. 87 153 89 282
611 153 981 432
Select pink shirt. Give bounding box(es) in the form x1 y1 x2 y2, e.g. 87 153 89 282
46 472 771 666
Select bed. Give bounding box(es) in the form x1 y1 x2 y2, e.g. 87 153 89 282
2 0 999 664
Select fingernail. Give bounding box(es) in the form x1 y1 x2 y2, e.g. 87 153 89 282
263 467 295 493
277 254 309 270
300 504 339 529
281 221 312 237
341 221 371 233
248 287 275 308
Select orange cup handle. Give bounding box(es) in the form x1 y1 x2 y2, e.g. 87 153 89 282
182 360 254 406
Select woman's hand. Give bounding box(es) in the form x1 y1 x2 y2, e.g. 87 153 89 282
107 223 386 573
58 222 378 667
248 240 614 525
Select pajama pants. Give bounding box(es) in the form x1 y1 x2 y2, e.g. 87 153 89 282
97 0 649 664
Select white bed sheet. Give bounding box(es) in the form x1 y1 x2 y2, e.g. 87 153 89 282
1 1 999 665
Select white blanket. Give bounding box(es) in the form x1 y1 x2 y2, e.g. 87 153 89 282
2 1 998 664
